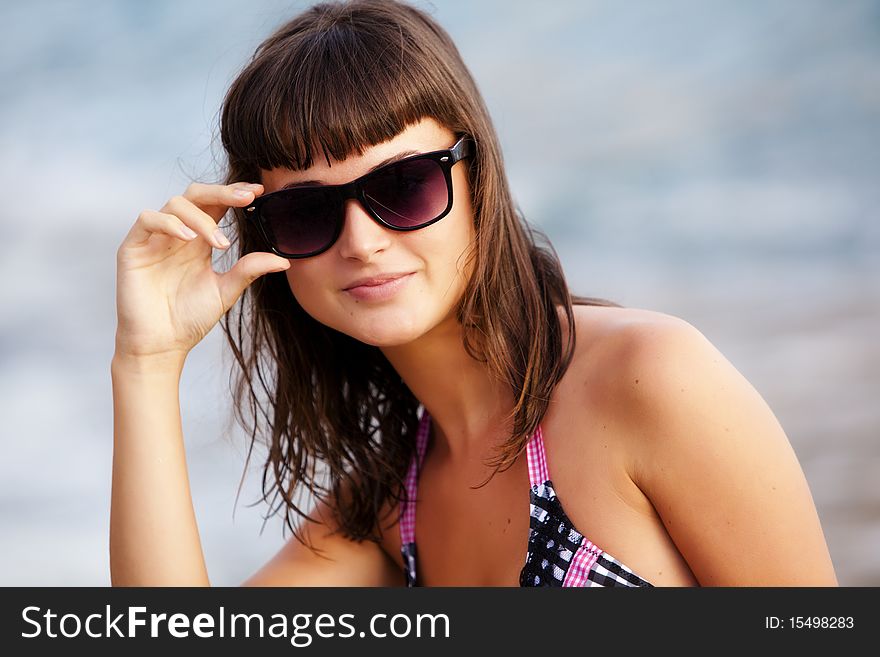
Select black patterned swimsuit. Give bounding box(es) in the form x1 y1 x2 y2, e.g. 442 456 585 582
399 407 654 587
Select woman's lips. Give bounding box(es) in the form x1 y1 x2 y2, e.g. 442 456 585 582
343 273 415 302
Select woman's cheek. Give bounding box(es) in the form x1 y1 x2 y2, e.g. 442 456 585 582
285 269 335 324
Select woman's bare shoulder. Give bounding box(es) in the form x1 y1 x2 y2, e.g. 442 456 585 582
567 301 749 454
566 303 837 585
559 302 696 476
566 303 689 374
570 302 685 336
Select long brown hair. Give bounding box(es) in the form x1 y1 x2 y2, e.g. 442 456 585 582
217 0 621 551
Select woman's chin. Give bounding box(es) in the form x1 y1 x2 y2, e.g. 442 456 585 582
310 305 425 347
347 321 425 347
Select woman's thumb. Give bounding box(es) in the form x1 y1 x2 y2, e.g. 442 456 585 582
217 252 291 310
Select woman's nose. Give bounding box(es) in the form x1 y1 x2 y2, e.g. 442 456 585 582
335 198 393 261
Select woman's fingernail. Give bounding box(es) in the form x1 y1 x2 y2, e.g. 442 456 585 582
180 226 198 239
213 228 231 247
233 188 253 198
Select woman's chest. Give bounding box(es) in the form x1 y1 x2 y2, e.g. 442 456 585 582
408 448 533 586
377 409 655 586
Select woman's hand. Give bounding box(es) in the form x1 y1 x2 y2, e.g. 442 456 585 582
114 182 291 362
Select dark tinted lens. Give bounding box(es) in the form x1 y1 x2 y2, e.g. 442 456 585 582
361 157 449 228
259 187 340 256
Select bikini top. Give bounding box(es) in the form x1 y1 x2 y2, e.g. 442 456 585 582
399 407 654 587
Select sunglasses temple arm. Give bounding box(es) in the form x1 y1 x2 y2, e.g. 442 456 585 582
451 135 473 162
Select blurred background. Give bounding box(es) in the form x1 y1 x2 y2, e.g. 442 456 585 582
1 0 877 585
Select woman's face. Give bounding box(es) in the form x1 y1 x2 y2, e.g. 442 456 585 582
260 117 476 347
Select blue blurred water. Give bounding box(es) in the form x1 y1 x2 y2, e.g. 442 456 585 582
1 0 877 585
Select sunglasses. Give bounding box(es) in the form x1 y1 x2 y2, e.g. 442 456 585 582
245 134 474 258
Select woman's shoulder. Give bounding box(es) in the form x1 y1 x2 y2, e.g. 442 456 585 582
569 300 713 373
568 301 783 474
560 301 757 491
563 303 837 584
565 302 698 388
569 301 685 336
549 302 703 484
565 302 740 448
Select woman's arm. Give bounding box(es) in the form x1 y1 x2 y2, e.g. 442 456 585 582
241 480 405 587
110 352 404 587
110 181 399 586
110 181 280 586
612 314 838 586
110 352 211 586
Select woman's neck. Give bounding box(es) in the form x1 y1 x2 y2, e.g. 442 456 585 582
381 316 515 464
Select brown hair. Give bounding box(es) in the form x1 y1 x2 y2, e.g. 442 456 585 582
217 0 621 551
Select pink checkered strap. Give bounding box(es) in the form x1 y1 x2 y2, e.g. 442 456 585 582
561 538 604 587
399 407 432 545
525 424 549 488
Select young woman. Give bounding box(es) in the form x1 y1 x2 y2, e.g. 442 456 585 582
110 0 837 587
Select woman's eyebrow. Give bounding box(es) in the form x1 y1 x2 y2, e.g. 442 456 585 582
281 149 421 190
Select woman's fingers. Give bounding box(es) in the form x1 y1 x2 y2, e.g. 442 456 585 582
121 181 263 253
123 209 201 249
216 251 291 313
163 181 265 248
162 195 232 249
183 181 264 222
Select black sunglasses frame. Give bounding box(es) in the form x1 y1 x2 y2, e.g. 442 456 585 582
244 134 474 259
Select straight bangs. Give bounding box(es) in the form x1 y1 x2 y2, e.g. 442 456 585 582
221 14 466 176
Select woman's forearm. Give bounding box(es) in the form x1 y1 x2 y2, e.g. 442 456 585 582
109 352 211 586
